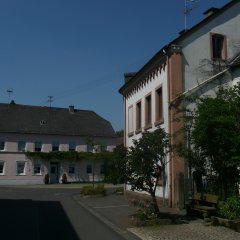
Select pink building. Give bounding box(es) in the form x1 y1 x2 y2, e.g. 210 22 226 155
0 102 116 185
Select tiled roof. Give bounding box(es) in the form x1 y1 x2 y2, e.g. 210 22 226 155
0 103 115 137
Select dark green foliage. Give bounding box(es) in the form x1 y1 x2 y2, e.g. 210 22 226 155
80 184 106 196
115 187 124 193
131 199 158 221
26 150 112 161
43 173 49 184
126 127 170 215
61 173 68 184
219 196 240 220
181 85 240 199
115 129 124 137
104 144 127 184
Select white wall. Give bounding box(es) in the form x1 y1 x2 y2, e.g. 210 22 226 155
125 66 170 198
181 4 240 91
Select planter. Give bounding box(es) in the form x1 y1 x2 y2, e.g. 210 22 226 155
212 216 240 232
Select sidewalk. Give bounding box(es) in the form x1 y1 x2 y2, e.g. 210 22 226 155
73 190 240 240
73 191 141 240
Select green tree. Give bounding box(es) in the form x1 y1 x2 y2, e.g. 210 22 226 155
187 85 240 199
126 127 170 215
104 144 127 184
115 129 124 137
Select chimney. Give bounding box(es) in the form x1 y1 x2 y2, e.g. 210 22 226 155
69 105 75 114
203 7 219 17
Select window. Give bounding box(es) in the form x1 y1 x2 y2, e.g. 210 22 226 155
69 142 76 151
52 141 59 151
33 163 41 175
18 141 26 152
0 161 5 175
155 87 163 124
34 141 42 152
211 33 227 60
145 94 152 128
136 101 142 132
86 164 92 174
68 164 75 174
0 140 5 151
128 105 134 136
17 161 26 175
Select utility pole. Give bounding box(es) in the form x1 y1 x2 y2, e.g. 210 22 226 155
48 96 53 108
7 88 13 103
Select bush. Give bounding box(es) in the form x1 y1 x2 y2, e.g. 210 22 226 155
80 184 106 196
43 173 49 184
61 173 68 184
219 196 240 220
115 187 124 193
131 199 158 221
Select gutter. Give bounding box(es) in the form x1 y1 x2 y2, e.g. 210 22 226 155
171 68 229 103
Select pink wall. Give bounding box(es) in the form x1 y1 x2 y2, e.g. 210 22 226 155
0 132 116 184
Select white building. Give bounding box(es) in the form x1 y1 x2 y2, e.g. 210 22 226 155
119 0 240 209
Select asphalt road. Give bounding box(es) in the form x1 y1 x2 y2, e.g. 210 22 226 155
0 187 133 240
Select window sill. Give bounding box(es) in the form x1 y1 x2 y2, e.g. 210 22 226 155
135 128 142 135
128 132 134 137
16 174 26 176
144 124 152 131
154 119 164 126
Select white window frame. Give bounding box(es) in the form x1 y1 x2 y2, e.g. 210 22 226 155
0 161 5 175
128 105 134 136
16 161 26 175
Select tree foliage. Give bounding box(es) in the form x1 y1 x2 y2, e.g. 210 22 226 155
104 144 127 184
185 85 240 199
126 127 170 215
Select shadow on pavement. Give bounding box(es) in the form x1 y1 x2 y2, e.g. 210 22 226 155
0 199 80 240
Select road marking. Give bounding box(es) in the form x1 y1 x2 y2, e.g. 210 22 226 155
93 204 129 209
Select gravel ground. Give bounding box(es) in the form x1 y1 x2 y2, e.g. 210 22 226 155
128 220 240 240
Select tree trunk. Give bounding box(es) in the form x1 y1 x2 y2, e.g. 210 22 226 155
150 192 160 216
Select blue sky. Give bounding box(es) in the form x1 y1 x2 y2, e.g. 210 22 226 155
0 0 230 131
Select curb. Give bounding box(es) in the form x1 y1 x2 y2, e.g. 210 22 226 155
72 195 140 240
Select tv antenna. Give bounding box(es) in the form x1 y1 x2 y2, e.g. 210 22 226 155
184 0 198 31
7 88 13 103
48 96 53 107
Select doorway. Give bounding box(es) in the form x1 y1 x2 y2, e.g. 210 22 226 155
50 163 59 184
